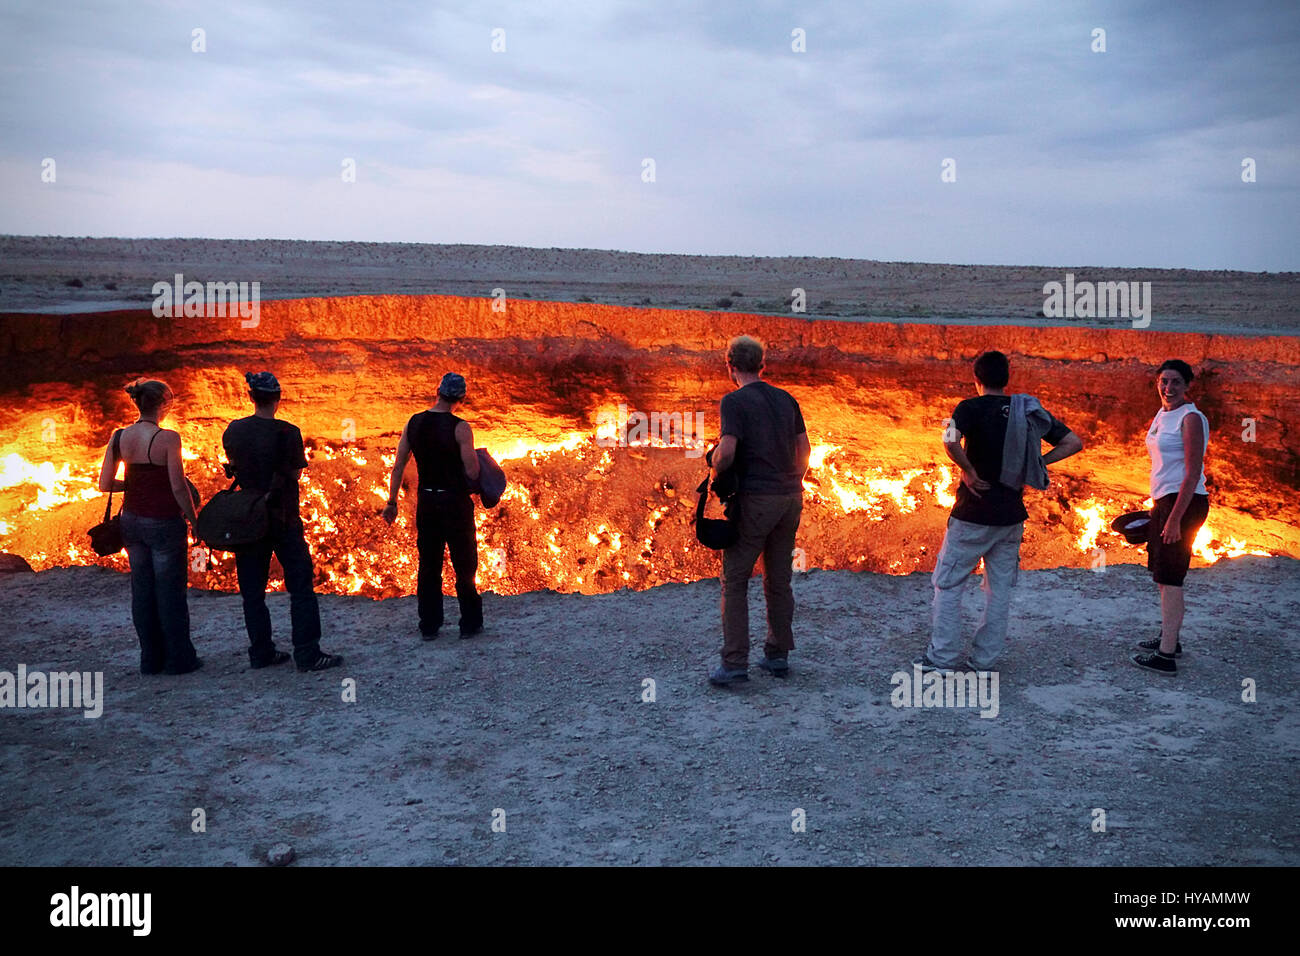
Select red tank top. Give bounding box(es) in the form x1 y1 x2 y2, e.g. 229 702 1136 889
123 427 181 518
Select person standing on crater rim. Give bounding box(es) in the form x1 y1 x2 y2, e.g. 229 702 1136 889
99 378 202 675
383 372 483 640
707 335 811 687
223 371 342 673
1132 359 1210 676
918 350 1083 674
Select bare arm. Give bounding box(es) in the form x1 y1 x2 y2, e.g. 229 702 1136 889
97 432 124 493
943 436 990 499
795 431 810 479
1162 415 1205 543
1042 430 1084 465
382 423 412 524
943 439 972 472
162 431 198 525
458 422 480 482
710 434 738 482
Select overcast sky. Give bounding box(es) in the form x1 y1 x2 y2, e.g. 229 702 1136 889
1 0 1296 269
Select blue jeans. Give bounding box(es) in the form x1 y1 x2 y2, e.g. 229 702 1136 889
234 518 322 666
121 511 198 674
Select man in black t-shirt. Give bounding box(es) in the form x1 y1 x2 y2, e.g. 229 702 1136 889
920 351 1083 672
223 371 342 673
708 335 811 687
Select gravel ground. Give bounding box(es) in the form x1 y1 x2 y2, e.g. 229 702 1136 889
1 556 1295 866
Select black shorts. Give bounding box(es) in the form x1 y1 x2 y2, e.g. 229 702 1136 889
1147 492 1209 586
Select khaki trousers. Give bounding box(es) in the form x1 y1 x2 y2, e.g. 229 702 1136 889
720 492 803 669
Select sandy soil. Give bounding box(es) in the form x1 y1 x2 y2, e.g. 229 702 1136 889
2 236 1297 334
1 557 1295 867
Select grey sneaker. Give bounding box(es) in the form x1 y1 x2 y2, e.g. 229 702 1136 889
913 655 957 675
708 664 749 687
757 655 790 678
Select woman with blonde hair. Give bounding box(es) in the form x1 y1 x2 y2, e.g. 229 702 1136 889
97 379 202 675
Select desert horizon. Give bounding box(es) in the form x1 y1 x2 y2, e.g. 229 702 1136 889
3 235 1297 333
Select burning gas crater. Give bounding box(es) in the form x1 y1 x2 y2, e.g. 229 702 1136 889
1 294 1294 598
0 435 1268 599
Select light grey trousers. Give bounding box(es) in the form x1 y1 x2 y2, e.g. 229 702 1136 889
927 516 1025 669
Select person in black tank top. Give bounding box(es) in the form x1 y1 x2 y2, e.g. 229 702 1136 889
383 372 483 639
409 409 471 494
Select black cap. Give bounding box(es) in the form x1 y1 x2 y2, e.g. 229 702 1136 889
438 372 467 401
245 371 281 393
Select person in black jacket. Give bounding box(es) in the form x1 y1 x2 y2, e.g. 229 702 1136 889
223 371 342 672
383 372 483 640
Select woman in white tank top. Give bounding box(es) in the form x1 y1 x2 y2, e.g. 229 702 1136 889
1147 402 1209 499
1133 360 1210 676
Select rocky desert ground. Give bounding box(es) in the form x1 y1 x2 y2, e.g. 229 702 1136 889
1 557 1295 866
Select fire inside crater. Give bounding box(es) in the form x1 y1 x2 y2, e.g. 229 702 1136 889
1 295 1295 597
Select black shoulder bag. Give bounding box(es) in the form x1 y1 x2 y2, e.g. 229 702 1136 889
693 469 740 550
88 429 126 556
692 384 798 551
195 476 272 552
196 430 287 552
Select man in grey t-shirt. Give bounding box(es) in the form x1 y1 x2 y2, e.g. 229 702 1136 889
708 335 811 686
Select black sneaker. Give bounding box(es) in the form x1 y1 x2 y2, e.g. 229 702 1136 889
251 650 291 669
757 655 790 678
297 652 344 673
1136 635 1182 656
1131 651 1176 675
459 625 483 639
420 627 440 642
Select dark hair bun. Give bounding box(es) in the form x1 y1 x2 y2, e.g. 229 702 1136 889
124 379 171 412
